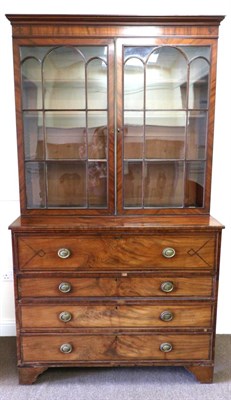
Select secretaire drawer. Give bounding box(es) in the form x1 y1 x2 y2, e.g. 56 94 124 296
17 234 216 271
20 303 213 329
18 275 214 298
21 333 211 362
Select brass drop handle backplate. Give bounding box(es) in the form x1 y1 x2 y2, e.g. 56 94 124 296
59 311 72 323
162 247 176 258
60 343 73 354
160 342 173 353
57 248 71 259
58 282 72 293
160 281 174 293
160 310 173 322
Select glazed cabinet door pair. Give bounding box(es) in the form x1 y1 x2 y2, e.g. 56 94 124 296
17 38 214 215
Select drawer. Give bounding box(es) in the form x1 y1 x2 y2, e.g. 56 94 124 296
21 333 211 362
18 275 214 298
20 303 212 328
17 234 216 271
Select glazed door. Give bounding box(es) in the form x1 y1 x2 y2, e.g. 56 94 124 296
117 39 212 214
19 40 114 214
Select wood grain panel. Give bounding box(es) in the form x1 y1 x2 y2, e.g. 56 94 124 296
10 215 224 232
21 333 211 362
20 303 212 328
18 275 213 298
17 235 216 271
7 15 223 41
7 13 224 384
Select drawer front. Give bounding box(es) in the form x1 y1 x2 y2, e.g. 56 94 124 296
17 235 216 271
21 334 211 362
18 275 214 298
21 304 212 328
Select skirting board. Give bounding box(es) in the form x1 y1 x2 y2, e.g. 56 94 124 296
0 320 16 336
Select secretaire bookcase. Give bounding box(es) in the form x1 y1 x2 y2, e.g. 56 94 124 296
6 14 224 384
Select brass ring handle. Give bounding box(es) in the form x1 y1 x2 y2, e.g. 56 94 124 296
57 248 71 259
160 281 174 293
60 343 73 354
160 342 173 353
160 310 173 322
59 311 72 323
162 247 176 258
58 282 72 293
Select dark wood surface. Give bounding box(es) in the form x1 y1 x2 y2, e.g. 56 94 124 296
186 365 214 383
9 215 224 231
12 223 222 384
16 233 217 271
7 14 224 216
18 274 214 298
20 303 213 329
21 333 211 362
7 14 224 384
18 367 48 385
6 15 225 24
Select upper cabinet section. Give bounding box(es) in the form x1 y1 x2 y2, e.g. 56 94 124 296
6 15 224 216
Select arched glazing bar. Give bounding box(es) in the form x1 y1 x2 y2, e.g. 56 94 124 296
122 44 211 209
20 44 109 209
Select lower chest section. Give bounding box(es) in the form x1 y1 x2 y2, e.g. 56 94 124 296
12 229 221 377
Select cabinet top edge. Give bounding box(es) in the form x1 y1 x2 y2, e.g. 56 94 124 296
9 215 224 232
5 14 225 26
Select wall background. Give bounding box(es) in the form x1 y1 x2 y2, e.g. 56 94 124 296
0 0 230 335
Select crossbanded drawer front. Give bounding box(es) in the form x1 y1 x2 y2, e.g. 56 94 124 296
21 334 211 362
18 275 214 298
20 304 213 328
17 235 216 271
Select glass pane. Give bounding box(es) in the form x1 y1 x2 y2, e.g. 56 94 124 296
124 47 154 59
23 112 44 160
179 46 211 61
81 46 107 61
43 47 85 109
88 162 107 207
88 112 107 159
124 112 144 159
20 46 53 60
21 58 42 109
186 111 208 160
45 112 86 160
144 162 184 207
25 162 45 208
146 47 187 110
185 161 205 207
47 162 86 207
124 57 144 109
189 59 209 109
87 58 107 109
124 161 142 207
145 112 186 159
